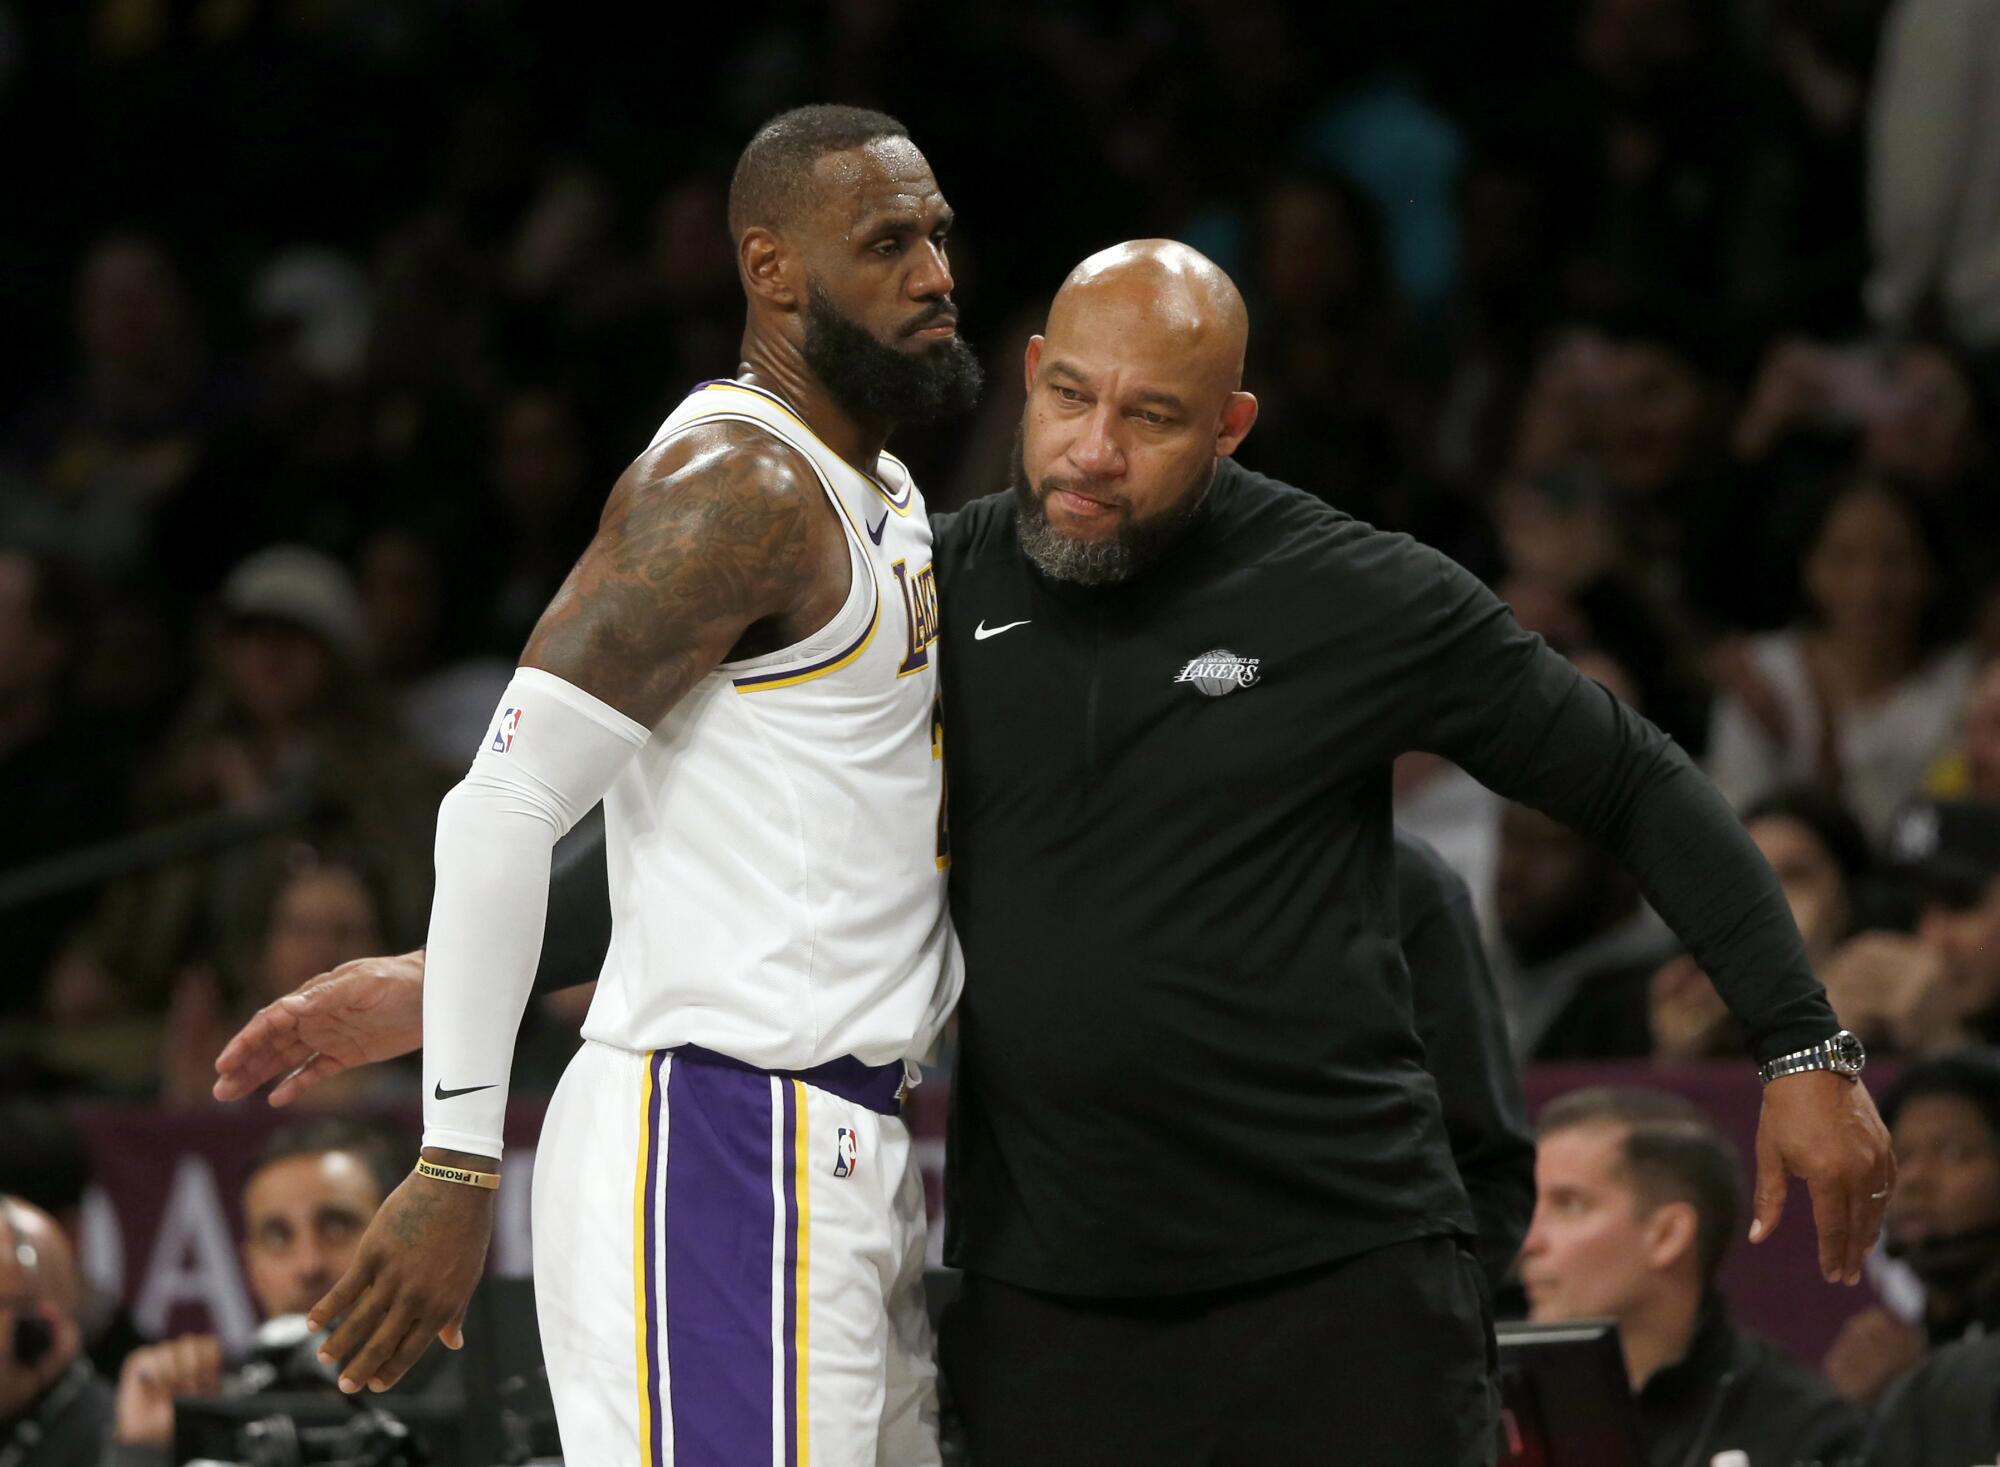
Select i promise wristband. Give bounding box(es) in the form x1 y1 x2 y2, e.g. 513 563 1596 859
415 1158 501 1191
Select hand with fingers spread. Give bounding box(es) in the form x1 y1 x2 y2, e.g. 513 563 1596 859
1749 1069 1895 1284
309 1150 493 1394
213 951 428 1106
114 1333 226 1446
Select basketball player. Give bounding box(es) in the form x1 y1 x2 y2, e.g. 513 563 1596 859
303 105 979 1467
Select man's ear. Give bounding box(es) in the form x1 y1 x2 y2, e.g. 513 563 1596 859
1215 391 1259 459
1023 336 1045 395
739 228 800 311
1643 1200 1700 1273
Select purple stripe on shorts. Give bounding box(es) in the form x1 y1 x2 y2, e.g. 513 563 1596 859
664 1054 777 1464
642 1049 666 1467
782 1078 800 1467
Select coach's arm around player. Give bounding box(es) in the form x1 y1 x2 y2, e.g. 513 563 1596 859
286 398 853 1397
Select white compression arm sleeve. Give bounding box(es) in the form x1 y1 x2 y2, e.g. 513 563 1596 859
420 667 649 1158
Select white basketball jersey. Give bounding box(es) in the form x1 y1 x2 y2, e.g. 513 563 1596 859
580 379 961 1069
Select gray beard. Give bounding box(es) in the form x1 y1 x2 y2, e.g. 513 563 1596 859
1010 438 1213 587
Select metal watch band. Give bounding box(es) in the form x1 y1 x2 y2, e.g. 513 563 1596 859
1758 1030 1863 1085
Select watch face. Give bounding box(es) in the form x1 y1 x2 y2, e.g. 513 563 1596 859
1831 1030 1866 1073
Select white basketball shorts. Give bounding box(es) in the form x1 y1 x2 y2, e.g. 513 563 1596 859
532 1039 939 1466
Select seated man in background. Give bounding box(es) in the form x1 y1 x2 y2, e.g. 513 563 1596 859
105 1118 409 1463
1861 1329 2000 1467
1820 799 2000 1056
1824 1048 2000 1404
1519 1087 1864 1467
0 1195 114 1467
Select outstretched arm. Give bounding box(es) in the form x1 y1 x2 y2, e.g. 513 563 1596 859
1405 548 1891 1285
313 424 843 1395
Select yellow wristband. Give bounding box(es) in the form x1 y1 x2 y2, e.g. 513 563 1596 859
414 1158 500 1191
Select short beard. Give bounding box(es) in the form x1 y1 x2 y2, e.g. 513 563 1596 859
1010 426 1213 586
801 281 983 427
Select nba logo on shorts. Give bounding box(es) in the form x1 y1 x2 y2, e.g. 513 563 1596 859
833 1126 859 1178
492 708 523 753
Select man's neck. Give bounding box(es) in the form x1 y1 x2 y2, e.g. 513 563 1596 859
1621 1286 1703 1392
735 340 890 472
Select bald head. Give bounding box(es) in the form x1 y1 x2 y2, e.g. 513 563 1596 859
1048 240 1249 395
1016 240 1259 584
0 1196 79 1322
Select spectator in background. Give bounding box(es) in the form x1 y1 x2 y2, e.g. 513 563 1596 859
1824 1048 2000 1405
1707 475 1974 840
1238 164 1418 526
107 1118 416 1462
0 1195 114 1467
478 388 599 653
354 523 510 769
1520 1087 1866 1467
1927 654 2000 798
1492 461 1709 748
2 236 222 581
157 849 409 1108
1652 786 1875 1060
0 1104 146 1382
1862 1329 2000 1466
1865 0 2000 355
0 544 124 1014
74 546 441 1058
1820 798 2000 1055
1863 339 1989 499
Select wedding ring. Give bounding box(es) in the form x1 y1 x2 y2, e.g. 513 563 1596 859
1869 1187 1890 1200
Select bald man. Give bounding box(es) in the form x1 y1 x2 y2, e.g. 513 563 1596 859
0 1197 113 1467
928 241 1888 1465
303 104 977 1466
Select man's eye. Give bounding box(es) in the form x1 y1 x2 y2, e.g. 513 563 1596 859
1054 386 1083 403
873 240 901 257
1135 411 1167 426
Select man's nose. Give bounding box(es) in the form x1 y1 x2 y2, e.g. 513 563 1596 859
1067 410 1124 478
908 240 953 300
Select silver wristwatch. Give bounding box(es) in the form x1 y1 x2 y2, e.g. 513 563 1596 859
1758 1029 1866 1085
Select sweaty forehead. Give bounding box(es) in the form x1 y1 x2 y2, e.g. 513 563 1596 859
808 138 943 234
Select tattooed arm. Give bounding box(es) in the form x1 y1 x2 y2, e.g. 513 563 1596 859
522 419 851 719
310 422 848 1396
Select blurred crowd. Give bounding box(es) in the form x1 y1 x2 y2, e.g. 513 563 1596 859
2 1 1999 1100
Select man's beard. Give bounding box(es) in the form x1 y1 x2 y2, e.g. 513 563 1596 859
802 281 983 427
1010 426 1213 586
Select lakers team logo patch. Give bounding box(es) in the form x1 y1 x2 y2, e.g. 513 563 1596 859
1175 648 1261 696
833 1126 859 1178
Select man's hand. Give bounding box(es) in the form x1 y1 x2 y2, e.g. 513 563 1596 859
213 951 428 1105
1749 1069 1895 1284
114 1334 224 1446
1822 1305 1925 1403
310 1153 494 1393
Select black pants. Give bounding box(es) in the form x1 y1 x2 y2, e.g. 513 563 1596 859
938 1235 1497 1467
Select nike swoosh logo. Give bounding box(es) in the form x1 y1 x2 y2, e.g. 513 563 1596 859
974 619 1031 641
433 1081 498 1101
867 512 888 545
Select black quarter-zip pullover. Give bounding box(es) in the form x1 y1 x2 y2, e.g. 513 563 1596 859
933 460 1836 1297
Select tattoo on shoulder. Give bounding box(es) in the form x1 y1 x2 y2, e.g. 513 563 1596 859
521 422 831 722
